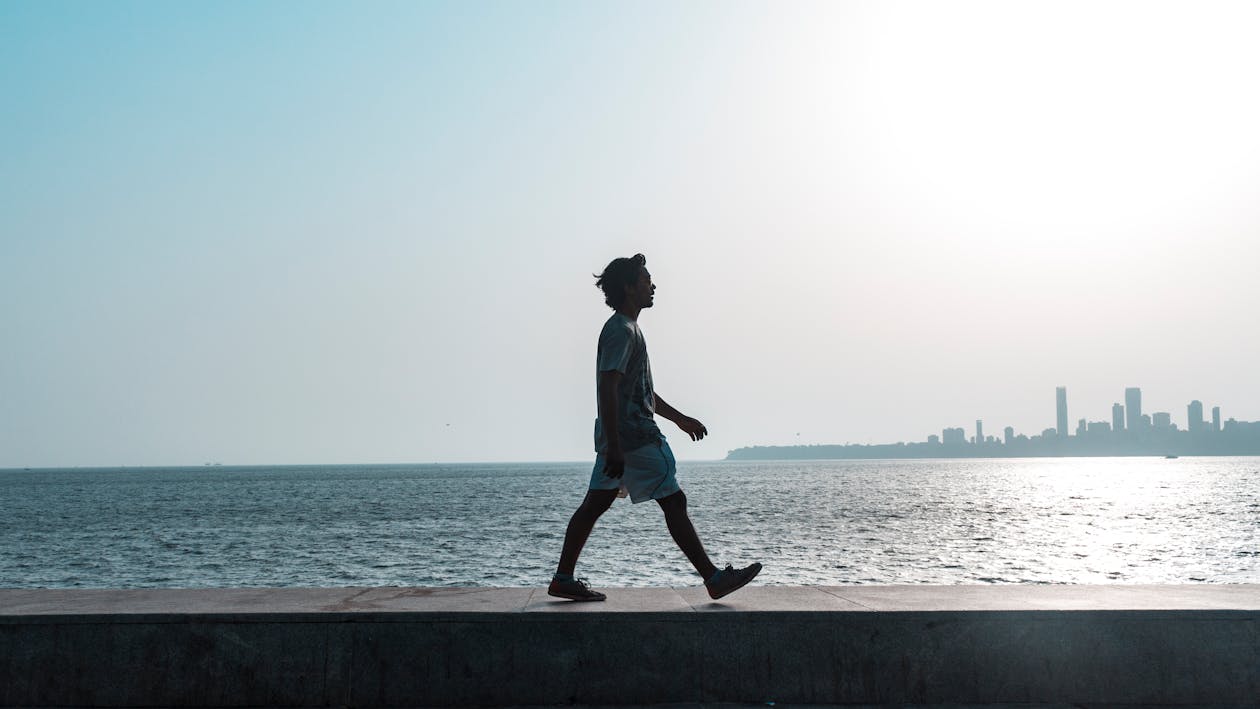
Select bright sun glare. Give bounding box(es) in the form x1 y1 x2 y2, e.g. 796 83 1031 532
797 2 1260 246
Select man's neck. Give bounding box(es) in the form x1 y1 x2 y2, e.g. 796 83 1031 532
616 303 641 321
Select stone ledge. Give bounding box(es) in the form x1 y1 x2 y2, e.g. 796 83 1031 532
2 585 1258 707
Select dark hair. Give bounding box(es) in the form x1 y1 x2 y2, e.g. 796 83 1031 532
594 253 646 308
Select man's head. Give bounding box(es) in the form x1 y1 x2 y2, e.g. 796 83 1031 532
595 253 655 310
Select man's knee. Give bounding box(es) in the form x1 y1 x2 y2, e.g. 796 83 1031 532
579 490 617 517
656 489 687 512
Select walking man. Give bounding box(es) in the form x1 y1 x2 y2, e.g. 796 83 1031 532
548 253 762 601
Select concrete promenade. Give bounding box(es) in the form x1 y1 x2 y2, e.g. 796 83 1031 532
2 584 1259 707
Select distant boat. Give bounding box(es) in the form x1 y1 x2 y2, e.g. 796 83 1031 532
1165 454 1179 459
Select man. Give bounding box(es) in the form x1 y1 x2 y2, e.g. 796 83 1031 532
548 253 762 601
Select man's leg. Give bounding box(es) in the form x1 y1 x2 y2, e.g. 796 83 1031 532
555 488 619 577
656 490 719 580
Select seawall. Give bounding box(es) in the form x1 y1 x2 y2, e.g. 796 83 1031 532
2 584 1258 707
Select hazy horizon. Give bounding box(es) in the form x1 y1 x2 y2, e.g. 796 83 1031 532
4 1 1259 467
4 376 1255 469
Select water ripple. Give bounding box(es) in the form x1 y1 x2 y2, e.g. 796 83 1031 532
1 457 1258 588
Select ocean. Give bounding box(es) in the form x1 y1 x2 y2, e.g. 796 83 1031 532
2 456 1257 589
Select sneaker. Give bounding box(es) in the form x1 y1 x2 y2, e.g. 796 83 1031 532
705 562 762 600
548 575 607 602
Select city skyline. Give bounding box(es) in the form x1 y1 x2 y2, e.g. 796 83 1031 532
951 384 1245 447
729 385 1260 461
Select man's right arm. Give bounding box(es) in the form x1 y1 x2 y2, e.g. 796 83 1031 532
598 369 624 478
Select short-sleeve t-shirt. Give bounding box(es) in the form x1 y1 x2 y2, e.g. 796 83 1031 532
593 312 662 453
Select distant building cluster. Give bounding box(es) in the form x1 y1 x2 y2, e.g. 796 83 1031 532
949 386 1260 456
727 386 1260 461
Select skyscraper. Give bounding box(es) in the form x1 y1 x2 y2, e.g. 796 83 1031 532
975 419 983 445
1056 386 1068 438
1213 406 1221 432
1125 387 1142 431
1112 402 1125 432
1188 400 1204 432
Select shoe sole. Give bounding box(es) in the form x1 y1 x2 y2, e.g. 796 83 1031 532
547 589 606 602
707 562 763 600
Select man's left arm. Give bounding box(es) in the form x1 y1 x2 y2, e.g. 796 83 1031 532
654 394 708 441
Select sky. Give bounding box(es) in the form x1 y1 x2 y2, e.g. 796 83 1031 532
2 1 1259 467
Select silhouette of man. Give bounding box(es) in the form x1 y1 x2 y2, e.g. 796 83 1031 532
548 253 762 601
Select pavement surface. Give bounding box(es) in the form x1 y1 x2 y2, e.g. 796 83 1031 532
2 583 1259 616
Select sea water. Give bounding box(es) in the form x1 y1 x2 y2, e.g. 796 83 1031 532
2 456 1257 588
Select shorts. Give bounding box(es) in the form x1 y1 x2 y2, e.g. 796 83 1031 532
589 437 681 504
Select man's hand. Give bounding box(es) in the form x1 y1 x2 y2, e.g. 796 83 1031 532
603 447 625 478
676 416 708 442
654 394 708 442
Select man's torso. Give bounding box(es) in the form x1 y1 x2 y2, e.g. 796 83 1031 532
593 312 661 453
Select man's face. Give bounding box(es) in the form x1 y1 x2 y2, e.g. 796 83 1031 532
628 267 656 308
